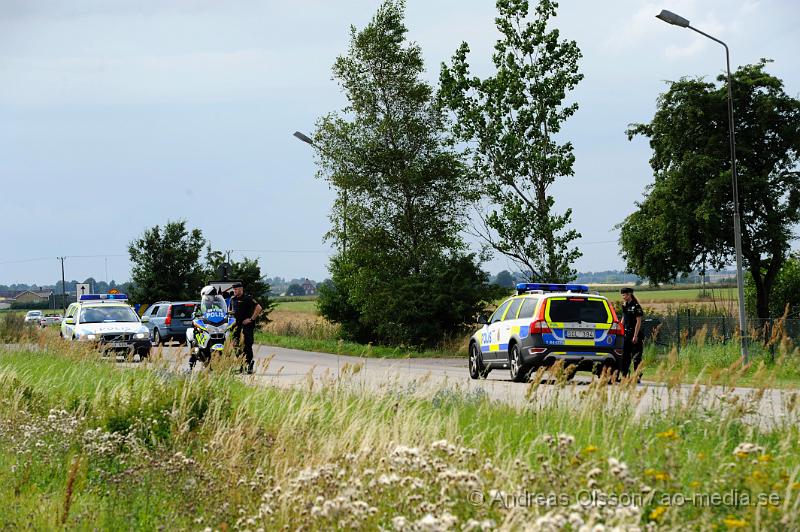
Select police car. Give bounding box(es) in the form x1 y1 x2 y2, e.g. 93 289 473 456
469 283 624 382
60 294 152 358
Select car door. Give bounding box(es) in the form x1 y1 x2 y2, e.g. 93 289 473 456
62 304 78 339
483 299 512 361
498 298 523 355
145 305 160 335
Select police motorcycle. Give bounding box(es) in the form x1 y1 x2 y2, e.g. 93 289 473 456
186 285 236 369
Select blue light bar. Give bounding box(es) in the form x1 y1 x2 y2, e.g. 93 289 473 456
515 283 589 294
79 294 129 301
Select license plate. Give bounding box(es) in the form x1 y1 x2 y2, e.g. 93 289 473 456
566 329 594 339
183 320 193 325
109 342 129 348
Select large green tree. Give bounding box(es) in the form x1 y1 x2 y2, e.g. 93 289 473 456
313 0 496 347
440 0 583 282
620 60 800 319
128 221 207 303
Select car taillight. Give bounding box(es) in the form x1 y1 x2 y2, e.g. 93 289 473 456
530 319 551 334
165 305 173 326
609 321 624 335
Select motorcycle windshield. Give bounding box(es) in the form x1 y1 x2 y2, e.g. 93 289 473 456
201 295 228 324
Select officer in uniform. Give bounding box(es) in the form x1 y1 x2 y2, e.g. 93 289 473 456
229 282 262 374
620 287 644 380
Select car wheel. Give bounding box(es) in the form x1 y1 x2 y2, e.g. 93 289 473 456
509 343 527 383
469 343 486 380
153 329 161 345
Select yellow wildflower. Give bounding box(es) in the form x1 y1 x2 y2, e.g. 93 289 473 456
697 452 706 460
792 482 800 490
583 445 598 453
735 452 749 459
654 471 671 481
657 429 679 440
751 470 766 481
649 506 667 521
689 481 701 489
723 516 747 529
758 454 772 463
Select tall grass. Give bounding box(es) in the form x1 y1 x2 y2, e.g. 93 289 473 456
1 332 799 529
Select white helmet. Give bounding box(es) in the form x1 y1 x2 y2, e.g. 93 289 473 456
200 285 218 297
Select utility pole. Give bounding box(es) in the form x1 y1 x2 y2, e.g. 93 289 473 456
58 256 66 315
225 250 232 263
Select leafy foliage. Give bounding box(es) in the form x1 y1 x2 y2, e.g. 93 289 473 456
313 0 497 346
746 252 800 319
620 60 800 319
127 221 206 303
286 284 306 297
439 0 583 282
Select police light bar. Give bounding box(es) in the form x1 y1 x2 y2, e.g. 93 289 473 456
79 293 129 302
516 283 589 295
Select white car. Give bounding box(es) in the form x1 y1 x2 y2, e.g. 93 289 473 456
24 310 44 323
61 294 152 358
39 315 63 327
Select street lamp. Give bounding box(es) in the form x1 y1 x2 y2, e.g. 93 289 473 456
656 9 749 364
293 131 348 254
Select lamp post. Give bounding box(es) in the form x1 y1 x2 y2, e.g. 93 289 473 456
656 9 749 364
293 131 348 254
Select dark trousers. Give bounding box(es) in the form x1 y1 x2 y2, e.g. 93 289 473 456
621 334 643 377
234 324 255 373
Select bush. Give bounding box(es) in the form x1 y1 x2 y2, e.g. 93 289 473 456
319 253 502 348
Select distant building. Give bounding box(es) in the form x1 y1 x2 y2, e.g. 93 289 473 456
14 290 53 304
301 279 316 296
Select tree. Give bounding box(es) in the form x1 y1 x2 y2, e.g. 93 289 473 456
494 270 516 289
440 0 583 283
313 0 497 347
620 60 800 319
286 284 306 297
746 252 800 319
128 221 207 303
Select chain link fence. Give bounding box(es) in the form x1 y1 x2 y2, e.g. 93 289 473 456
641 310 800 351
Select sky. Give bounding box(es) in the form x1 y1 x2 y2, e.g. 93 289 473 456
1 0 798 286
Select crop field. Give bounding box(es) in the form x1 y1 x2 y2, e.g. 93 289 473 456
1 329 799 530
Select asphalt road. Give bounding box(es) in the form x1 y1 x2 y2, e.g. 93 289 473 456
146 342 798 429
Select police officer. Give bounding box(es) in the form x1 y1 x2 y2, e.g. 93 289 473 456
229 282 262 374
620 287 644 380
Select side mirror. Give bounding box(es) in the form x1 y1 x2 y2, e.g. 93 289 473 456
141 316 150 323
477 314 488 325
64 318 76 325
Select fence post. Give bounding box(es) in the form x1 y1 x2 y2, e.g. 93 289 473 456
722 315 727 344
676 311 681 354
687 308 692 340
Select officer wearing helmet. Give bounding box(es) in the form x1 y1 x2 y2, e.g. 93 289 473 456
620 287 644 380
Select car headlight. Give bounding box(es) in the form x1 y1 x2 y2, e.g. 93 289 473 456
134 332 146 339
86 334 97 341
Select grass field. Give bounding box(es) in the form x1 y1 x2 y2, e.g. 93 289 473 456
1 336 799 529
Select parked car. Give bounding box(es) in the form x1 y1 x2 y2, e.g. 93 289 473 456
141 301 199 345
468 283 624 382
39 314 63 327
61 294 151 358
24 310 44 324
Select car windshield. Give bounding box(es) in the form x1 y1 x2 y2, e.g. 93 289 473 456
548 298 610 324
201 295 227 315
27 311 42 316
79 306 139 323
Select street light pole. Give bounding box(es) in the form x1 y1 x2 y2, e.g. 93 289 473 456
293 131 348 254
656 9 749 364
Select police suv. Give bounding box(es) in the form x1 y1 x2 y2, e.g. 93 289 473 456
60 294 152 358
469 283 624 382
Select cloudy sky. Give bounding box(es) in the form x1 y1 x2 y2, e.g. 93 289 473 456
1 0 798 285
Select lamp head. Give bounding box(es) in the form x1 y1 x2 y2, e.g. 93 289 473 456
656 9 690 28
293 131 314 145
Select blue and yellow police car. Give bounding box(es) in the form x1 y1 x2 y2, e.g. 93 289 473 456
469 283 624 382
